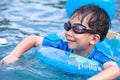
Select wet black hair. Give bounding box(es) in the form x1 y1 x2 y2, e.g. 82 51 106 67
71 4 111 41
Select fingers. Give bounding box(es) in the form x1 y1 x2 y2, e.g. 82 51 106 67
0 60 4 64
0 54 19 65
0 61 2 64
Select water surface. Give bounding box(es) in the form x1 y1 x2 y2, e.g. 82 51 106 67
0 0 120 80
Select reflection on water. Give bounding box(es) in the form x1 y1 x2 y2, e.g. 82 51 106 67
0 0 120 80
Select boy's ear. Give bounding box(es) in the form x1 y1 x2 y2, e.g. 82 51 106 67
90 34 100 45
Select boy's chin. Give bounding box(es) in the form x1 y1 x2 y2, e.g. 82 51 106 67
68 44 87 51
68 45 76 50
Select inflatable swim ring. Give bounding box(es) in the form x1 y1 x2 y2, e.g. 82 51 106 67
107 32 120 67
33 46 103 75
32 32 120 75
66 0 116 20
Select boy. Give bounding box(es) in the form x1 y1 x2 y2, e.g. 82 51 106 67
0 5 119 80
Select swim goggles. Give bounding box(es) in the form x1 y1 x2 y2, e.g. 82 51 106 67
64 21 101 36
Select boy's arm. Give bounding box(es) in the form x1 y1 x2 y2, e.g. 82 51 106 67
0 35 44 64
88 61 120 80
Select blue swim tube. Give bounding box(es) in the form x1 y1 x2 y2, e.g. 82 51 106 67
66 0 116 20
33 46 103 75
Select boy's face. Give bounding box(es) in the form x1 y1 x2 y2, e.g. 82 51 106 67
64 15 100 51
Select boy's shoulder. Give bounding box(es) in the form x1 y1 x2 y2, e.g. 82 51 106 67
92 48 114 64
87 46 114 64
43 33 70 51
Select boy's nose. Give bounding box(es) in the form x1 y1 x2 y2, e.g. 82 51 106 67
65 29 73 37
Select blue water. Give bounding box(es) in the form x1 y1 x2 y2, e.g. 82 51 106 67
0 0 120 80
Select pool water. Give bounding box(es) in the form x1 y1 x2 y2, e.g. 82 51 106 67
0 0 120 80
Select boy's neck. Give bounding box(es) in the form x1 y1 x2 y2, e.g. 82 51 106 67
73 46 93 57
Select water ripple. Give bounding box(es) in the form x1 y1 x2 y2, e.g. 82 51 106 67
0 0 120 80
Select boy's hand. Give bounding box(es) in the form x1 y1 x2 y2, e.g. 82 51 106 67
0 54 19 64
